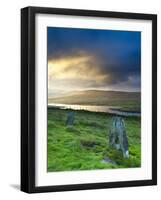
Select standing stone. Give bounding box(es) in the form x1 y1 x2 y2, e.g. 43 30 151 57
66 112 75 126
109 116 129 158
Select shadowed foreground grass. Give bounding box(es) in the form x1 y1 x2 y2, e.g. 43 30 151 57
47 108 141 172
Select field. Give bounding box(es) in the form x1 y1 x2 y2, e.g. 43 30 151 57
47 107 141 172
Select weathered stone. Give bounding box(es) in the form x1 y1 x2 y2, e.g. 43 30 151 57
101 157 117 165
109 117 129 158
66 112 75 126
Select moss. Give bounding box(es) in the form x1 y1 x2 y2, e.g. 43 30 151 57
47 108 141 172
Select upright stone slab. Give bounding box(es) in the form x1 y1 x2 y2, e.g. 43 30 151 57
109 116 129 158
66 112 75 127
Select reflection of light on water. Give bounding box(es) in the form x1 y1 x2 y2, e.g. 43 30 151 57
48 103 141 117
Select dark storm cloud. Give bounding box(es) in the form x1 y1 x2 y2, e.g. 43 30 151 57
47 27 141 90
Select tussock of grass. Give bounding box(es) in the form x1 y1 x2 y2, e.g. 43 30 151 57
48 108 141 172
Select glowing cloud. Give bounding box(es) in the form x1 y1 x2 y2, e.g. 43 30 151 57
47 27 141 94
48 52 110 91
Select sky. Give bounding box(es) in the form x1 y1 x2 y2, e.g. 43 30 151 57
48 27 141 97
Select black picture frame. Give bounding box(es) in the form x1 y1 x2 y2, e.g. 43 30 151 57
21 6 157 193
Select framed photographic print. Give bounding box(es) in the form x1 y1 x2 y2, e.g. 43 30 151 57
21 6 157 193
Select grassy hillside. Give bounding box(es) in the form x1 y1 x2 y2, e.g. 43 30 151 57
47 107 141 172
48 90 141 112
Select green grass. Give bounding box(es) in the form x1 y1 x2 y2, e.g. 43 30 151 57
47 108 141 172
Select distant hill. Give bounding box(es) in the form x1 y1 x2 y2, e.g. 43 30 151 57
48 90 141 111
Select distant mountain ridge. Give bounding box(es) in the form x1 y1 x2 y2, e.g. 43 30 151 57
48 90 141 109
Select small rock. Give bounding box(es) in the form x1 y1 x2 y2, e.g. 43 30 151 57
101 157 117 165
